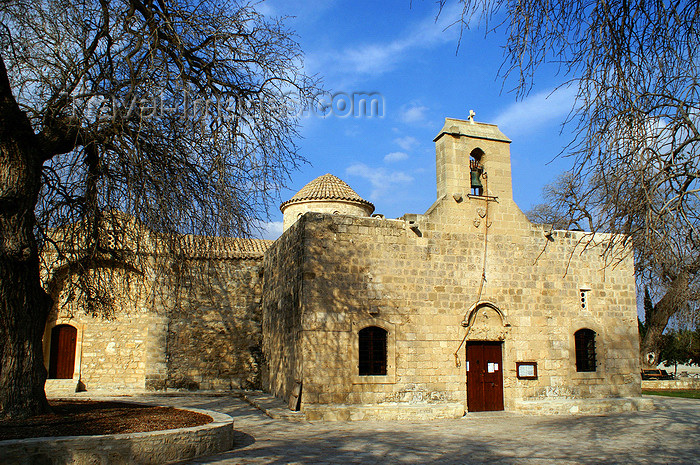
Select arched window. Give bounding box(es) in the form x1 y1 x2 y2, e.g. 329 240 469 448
359 326 387 376
574 328 596 372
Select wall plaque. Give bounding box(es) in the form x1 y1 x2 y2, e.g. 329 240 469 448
516 362 538 380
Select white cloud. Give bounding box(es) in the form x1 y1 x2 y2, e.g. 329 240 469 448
384 151 409 163
346 163 414 200
493 86 578 136
253 220 284 240
316 2 465 79
394 135 419 151
400 103 429 124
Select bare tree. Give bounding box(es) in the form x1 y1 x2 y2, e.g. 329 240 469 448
524 175 596 232
0 0 320 419
528 172 700 367
441 1 700 367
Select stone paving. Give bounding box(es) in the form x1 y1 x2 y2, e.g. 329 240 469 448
125 393 700 465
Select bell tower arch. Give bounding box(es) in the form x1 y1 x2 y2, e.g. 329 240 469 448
433 117 513 201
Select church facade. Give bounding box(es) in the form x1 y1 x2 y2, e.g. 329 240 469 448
43 117 648 419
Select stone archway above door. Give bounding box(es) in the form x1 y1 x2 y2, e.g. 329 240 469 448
461 301 510 341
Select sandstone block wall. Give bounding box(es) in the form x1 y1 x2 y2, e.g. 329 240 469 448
43 270 158 392
44 252 267 393
261 219 306 401
641 379 700 390
162 258 264 391
270 193 640 415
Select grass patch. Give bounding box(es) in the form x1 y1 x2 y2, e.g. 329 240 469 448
642 389 700 399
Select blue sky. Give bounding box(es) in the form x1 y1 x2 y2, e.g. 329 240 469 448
255 0 577 239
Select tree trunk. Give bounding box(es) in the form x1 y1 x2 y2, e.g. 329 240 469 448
640 272 690 369
0 249 51 419
0 57 52 419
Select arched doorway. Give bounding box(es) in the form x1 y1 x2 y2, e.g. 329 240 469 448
49 324 77 379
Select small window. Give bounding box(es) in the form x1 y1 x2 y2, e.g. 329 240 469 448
580 289 589 310
359 326 387 376
574 328 596 372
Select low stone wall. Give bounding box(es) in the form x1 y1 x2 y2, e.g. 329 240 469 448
514 397 654 415
642 379 700 390
303 402 465 421
301 397 654 420
0 407 233 465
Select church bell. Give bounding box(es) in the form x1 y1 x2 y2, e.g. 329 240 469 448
470 169 483 189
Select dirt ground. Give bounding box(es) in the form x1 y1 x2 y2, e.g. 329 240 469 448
0 400 211 440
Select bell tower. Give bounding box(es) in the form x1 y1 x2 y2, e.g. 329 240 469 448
433 115 513 201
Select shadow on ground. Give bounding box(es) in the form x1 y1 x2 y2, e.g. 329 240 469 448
153 394 700 465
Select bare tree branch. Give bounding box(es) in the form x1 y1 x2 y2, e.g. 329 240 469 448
0 0 321 418
449 1 700 365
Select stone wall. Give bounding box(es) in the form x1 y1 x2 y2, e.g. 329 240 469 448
43 242 269 394
642 379 700 390
282 191 640 418
261 219 306 403
425 195 641 405
43 269 159 392
162 257 265 391
297 213 470 414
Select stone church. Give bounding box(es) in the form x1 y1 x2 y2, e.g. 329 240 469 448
43 117 648 419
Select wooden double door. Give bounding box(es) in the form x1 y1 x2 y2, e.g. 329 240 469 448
466 341 504 412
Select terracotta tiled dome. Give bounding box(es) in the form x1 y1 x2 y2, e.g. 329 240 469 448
280 174 374 213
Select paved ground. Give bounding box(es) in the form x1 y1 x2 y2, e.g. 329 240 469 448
138 394 699 464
